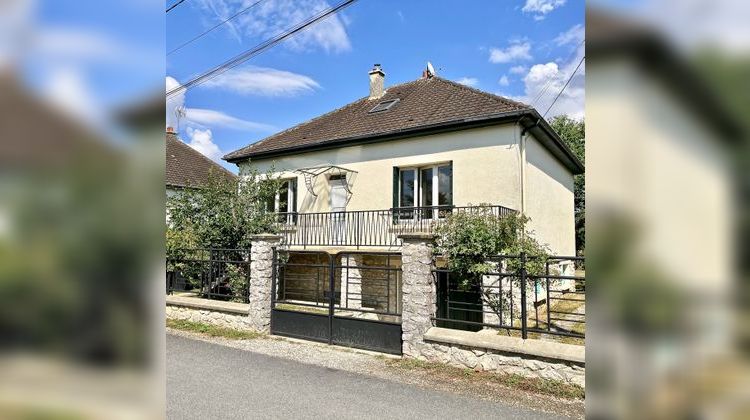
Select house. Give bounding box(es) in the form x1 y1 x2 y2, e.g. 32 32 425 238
166 127 236 197
224 65 583 256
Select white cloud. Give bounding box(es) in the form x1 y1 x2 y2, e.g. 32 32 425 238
196 0 351 53
166 75 273 132
455 77 479 87
202 66 320 96
397 10 405 23
514 43 585 119
509 65 527 75
185 108 275 131
554 24 584 46
489 41 532 63
522 0 566 20
498 75 510 86
185 127 223 162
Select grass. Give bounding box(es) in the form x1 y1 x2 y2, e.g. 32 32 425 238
166 319 264 340
386 358 585 400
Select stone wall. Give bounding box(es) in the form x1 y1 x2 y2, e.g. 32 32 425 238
399 234 436 358
166 305 253 331
281 252 332 303
280 252 402 314
419 340 585 388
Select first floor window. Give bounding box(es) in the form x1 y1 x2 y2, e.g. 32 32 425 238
394 162 452 219
267 179 297 223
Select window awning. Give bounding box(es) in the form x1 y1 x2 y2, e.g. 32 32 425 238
293 164 358 198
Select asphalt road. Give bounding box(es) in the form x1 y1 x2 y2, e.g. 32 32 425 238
167 334 566 419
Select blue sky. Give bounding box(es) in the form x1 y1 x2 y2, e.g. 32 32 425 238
167 0 585 172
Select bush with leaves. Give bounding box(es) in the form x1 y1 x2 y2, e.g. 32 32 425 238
435 205 550 324
167 168 281 251
435 205 550 282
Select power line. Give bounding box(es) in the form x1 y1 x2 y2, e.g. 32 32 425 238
166 0 187 13
530 39 584 107
542 55 585 118
167 0 357 99
168 0 268 56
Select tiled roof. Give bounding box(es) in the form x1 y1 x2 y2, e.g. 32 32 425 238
166 132 236 188
224 76 530 161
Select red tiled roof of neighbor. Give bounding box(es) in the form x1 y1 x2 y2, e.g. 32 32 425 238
224 76 531 161
166 132 236 188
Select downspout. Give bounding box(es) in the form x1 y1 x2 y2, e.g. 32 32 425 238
519 117 540 219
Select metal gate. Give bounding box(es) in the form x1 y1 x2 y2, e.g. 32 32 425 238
270 250 403 354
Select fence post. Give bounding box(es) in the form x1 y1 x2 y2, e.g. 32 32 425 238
520 252 528 340
398 233 436 358
248 234 283 332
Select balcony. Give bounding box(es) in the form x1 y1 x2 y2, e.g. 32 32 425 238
275 205 516 249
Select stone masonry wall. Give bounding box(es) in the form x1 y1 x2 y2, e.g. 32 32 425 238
248 234 281 332
399 234 436 358
419 340 585 388
166 305 253 331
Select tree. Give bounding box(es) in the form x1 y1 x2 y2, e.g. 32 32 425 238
167 169 281 251
549 115 585 256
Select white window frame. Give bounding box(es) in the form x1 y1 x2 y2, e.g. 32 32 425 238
398 162 451 220
272 179 296 224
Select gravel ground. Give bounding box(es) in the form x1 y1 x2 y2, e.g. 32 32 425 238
166 328 584 419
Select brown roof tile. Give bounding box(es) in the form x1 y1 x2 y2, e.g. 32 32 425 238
166 132 236 188
224 76 530 161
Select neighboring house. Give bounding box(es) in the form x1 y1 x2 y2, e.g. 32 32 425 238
224 65 583 255
166 127 237 197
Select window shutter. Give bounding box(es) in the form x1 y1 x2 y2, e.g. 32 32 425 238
392 167 399 209
290 178 298 223
448 161 453 207
392 167 399 221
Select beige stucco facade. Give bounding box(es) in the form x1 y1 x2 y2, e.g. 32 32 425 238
238 123 576 255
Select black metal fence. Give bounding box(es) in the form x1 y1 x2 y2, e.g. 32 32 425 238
276 205 516 249
166 248 251 303
433 254 585 341
270 250 403 354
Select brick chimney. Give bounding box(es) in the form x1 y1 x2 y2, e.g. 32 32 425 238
166 126 175 134
368 64 385 99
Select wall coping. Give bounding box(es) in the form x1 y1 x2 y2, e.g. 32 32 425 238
424 327 584 365
397 233 436 241
166 295 249 315
250 233 283 241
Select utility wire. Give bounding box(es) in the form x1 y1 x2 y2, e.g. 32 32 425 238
542 55 585 118
167 0 357 99
166 0 187 13
530 39 584 107
168 0 268 56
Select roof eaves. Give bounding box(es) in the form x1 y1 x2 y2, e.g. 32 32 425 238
224 109 533 163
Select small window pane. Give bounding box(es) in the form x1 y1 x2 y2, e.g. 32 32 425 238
438 165 452 218
438 165 452 206
399 170 414 207
420 167 433 219
399 169 415 219
278 181 289 213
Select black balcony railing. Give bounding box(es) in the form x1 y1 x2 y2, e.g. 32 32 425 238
275 205 516 249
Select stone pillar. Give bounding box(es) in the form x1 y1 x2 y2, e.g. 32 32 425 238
340 254 362 310
399 233 436 358
248 234 282 332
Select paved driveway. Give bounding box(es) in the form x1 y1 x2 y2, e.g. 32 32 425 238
167 334 567 419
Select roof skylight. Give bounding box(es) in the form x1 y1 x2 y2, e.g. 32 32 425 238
369 98 399 113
